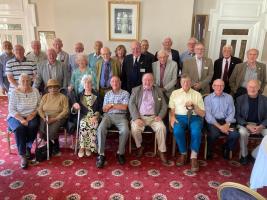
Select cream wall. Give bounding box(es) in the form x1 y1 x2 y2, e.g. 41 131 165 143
30 0 194 55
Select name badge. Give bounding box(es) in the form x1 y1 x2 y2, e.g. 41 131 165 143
140 68 145 72
158 98 161 101
204 66 209 70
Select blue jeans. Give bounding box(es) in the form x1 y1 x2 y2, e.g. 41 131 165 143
7 116 39 155
173 115 203 154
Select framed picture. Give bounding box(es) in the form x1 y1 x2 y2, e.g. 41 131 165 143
108 1 140 41
192 15 208 43
38 31 56 51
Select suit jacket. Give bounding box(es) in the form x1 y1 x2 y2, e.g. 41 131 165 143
95 58 121 90
152 60 177 98
229 61 266 94
155 49 181 74
129 85 167 121
182 57 214 94
121 54 152 93
33 60 69 89
211 56 242 93
236 94 267 127
143 51 155 65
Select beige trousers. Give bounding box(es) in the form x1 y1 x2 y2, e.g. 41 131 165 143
131 115 167 152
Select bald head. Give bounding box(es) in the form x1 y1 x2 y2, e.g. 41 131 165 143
14 44 25 61
142 73 154 89
157 50 168 65
131 41 141 57
100 47 111 62
47 48 57 64
31 40 41 55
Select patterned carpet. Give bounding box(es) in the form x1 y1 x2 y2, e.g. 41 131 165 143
0 96 266 200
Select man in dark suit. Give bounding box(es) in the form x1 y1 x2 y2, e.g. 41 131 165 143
211 45 242 93
155 37 181 75
140 39 155 65
121 41 152 93
236 80 267 165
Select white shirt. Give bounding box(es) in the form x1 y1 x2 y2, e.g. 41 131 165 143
195 57 202 79
221 57 231 79
133 56 140 64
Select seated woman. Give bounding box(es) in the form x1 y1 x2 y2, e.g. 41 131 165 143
7 73 40 169
68 53 96 95
72 75 101 157
38 79 69 155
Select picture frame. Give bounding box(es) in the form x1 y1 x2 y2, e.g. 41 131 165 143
38 31 56 51
108 1 140 41
192 15 208 43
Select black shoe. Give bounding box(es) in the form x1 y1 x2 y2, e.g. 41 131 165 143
52 139 60 156
239 156 249 165
222 146 230 160
20 156 28 169
96 155 105 168
117 154 126 165
25 147 32 160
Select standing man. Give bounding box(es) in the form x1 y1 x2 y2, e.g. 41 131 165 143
88 40 103 70
236 80 267 165
53 38 70 72
211 45 242 94
204 79 240 160
0 41 14 95
96 76 130 168
121 41 152 93
182 43 213 94
140 39 155 64
6 44 36 94
155 37 181 75
169 74 205 172
68 42 84 73
229 48 266 98
129 73 168 163
180 37 197 63
152 49 177 99
96 47 121 96
26 40 47 64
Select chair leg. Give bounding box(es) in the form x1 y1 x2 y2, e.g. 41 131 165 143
172 135 176 157
64 129 67 148
204 134 207 160
154 134 157 157
129 133 131 154
229 150 233 160
7 131 11 154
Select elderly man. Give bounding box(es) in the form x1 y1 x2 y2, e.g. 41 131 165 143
96 76 130 168
33 48 69 91
140 39 155 64
68 42 84 73
182 43 213 94
212 45 242 94
180 37 197 63
152 49 177 99
121 41 152 93
88 40 103 70
0 41 14 95
169 74 205 172
204 79 240 160
129 73 168 163
53 38 69 71
229 48 266 98
96 47 121 96
26 40 47 64
236 80 267 165
155 37 181 75
6 44 36 94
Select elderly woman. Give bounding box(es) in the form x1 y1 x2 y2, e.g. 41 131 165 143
7 73 40 169
38 79 69 155
68 53 96 95
113 44 127 70
72 75 101 157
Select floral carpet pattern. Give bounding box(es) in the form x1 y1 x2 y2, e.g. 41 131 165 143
0 96 266 200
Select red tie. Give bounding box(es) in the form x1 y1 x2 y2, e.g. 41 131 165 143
223 60 229 82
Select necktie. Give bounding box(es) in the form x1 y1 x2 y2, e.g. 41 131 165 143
104 62 109 87
160 64 165 87
134 57 138 68
223 60 229 82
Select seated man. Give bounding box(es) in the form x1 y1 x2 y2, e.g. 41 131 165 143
236 79 267 165
204 79 240 160
96 76 130 168
129 73 168 164
169 74 205 172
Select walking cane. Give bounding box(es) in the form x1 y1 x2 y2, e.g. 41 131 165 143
74 109 81 155
45 114 50 160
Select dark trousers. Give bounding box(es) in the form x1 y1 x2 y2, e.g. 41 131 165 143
207 120 239 152
8 116 39 155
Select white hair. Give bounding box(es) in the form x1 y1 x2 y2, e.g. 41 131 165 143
81 74 93 87
18 73 31 85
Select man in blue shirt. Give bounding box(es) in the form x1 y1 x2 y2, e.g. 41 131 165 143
0 41 15 95
68 42 84 73
88 40 103 70
204 79 240 159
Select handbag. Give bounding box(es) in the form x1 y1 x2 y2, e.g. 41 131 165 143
35 139 53 162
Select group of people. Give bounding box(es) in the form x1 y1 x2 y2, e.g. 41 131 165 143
0 36 266 173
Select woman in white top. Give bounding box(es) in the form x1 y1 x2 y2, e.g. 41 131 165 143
7 73 40 169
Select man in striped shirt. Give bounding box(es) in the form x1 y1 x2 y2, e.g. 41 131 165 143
5 44 37 94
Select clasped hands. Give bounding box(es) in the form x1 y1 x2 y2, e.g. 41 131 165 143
134 116 162 126
246 124 264 135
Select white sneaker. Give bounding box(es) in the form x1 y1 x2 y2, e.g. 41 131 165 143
78 148 85 158
85 149 91 157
